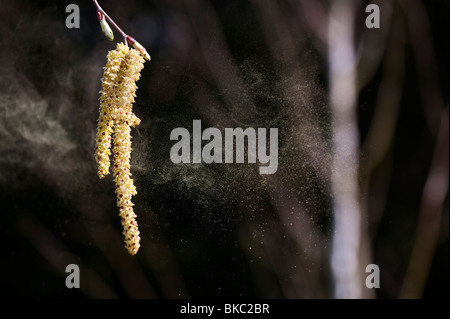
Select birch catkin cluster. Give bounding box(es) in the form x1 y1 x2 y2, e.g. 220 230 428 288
95 43 145 255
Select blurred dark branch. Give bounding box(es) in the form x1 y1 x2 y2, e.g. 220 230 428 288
401 106 449 298
355 0 392 90
248 0 333 297
361 15 404 176
360 7 405 239
18 213 118 298
298 0 328 56
405 0 446 135
183 0 254 125
399 0 448 298
250 0 331 185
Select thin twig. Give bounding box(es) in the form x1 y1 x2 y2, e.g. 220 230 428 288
92 0 128 46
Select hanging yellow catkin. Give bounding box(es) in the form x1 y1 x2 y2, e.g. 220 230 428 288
95 43 127 179
96 42 145 255
113 46 145 255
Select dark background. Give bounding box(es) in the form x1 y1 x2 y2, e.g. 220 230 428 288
0 0 448 299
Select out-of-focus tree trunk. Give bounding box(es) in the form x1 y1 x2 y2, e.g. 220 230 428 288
328 0 363 299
